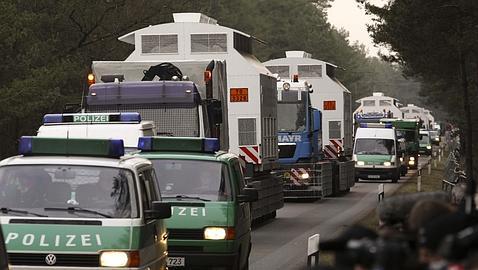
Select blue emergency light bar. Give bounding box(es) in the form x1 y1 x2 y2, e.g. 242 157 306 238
359 123 393 128
18 136 125 158
43 112 141 124
138 137 220 153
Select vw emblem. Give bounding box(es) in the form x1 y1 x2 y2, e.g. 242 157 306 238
45 254 57 265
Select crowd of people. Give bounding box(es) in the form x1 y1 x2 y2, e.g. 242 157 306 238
319 190 478 270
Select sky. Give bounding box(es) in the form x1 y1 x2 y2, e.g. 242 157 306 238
327 0 387 56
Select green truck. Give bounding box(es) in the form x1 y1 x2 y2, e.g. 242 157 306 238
137 137 258 270
381 119 420 170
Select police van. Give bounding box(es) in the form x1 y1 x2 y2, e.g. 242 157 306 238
137 137 258 270
353 123 401 182
0 137 171 269
37 112 155 152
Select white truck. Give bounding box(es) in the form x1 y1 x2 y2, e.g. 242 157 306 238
400 104 435 130
264 51 354 195
353 92 404 120
88 13 282 220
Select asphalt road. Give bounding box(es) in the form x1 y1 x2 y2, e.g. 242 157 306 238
249 156 431 270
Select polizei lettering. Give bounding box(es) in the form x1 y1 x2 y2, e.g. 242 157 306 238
278 135 302 143
73 114 109 123
171 207 206 217
5 233 102 247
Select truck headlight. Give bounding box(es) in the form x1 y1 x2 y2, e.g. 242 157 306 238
356 161 365 166
410 157 415 161
300 172 310 180
399 157 403 162
383 162 392 166
408 160 415 165
426 145 432 149
100 251 139 267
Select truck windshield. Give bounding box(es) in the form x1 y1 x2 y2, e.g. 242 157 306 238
354 139 395 155
277 90 307 132
151 160 232 202
420 134 430 144
396 130 417 141
0 165 137 218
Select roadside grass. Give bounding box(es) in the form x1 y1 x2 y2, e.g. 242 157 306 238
319 152 447 267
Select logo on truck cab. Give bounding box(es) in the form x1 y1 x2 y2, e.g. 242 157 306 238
278 135 302 143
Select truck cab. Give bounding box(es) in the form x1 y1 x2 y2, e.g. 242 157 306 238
353 124 401 182
37 112 155 152
137 137 257 270
0 137 171 269
380 118 420 170
419 130 433 155
276 79 323 198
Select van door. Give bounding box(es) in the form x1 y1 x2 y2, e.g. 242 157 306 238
0 225 8 270
230 159 251 263
138 169 167 268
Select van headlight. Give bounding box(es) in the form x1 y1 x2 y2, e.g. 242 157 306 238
300 172 310 180
204 227 235 240
356 161 365 166
383 162 392 166
100 251 139 267
399 157 403 162
426 145 432 149
410 157 415 161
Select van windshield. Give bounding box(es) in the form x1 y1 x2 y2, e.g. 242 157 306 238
151 159 232 202
0 165 137 218
354 139 395 155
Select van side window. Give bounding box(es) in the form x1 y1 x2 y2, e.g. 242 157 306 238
231 159 246 194
139 169 158 211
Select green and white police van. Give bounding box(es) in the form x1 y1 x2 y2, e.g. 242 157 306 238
0 137 171 269
137 137 258 270
353 123 401 182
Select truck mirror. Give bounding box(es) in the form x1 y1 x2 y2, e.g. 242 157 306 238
237 188 259 203
312 109 322 132
207 99 223 125
145 201 171 220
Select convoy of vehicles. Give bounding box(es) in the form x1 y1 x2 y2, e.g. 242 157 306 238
0 11 445 269
137 137 257 269
0 137 171 269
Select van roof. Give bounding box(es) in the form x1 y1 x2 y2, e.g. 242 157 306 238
355 127 396 139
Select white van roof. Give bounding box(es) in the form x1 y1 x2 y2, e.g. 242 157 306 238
37 121 155 149
355 127 396 140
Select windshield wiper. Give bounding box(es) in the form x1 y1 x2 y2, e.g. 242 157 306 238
0 207 48 217
163 195 211 202
44 207 112 218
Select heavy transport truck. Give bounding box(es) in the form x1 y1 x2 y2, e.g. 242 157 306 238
275 79 333 198
380 118 421 170
264 51 354 195
87 12 282 220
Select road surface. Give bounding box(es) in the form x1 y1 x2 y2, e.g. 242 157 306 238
249 156 430 270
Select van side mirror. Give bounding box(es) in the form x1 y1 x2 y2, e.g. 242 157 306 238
312 109 322 132
145 201 171 220
237 188 259 203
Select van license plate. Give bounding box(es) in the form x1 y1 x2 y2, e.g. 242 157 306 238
167 257 185 267
368 175 380 179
